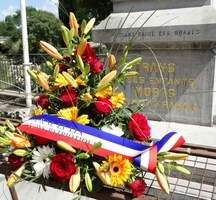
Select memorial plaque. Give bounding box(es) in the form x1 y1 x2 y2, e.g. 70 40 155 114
93 0 216 126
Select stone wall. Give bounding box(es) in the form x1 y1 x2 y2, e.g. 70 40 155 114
93 0 216 126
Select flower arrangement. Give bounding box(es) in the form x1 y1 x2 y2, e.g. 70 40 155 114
0 13 190 199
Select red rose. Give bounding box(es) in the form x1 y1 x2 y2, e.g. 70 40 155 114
63 56 70 63
50 153 76 182
8 155 25 170
52 56 70 73
128 113 151 141
60 87 77 106
127 180 146 197
74 43 96 63
59 64 70 73
35 94 50 109
89 57 103 74
93 97 112 114
35 135 50 145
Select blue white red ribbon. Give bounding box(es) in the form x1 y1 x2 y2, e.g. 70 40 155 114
18 114 185 174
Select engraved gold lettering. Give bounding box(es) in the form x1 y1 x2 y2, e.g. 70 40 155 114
168 63 175 73
135 87 142 96
184 103 190 111
189 79 195 87
152 88 160 97
144 88 151 96
191 104 196 112
168 89 176 98
175 103 182 110
150 63 157 72
142 63 149 72
149 77 154 84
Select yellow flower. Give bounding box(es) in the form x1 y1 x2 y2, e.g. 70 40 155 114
57 107 90 125
32 107 44 116
110 92 126 109
100 154 131 187
54 73 69 88
76 75 86 86
94 86 113 98
83 93 93 102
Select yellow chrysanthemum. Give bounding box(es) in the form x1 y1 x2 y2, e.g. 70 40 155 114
76 75 86 86
94 86 113 98
57 107 90 125
110 92 126 109
100 154 131 187
32 107 44 116
54 73 69 88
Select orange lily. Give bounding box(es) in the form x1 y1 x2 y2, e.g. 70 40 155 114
8 133 31 149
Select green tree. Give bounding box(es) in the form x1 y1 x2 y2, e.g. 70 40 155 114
59 0 113 27
0 21 9 36
2 7 63 53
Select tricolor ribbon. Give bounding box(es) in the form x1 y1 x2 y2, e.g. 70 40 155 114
18 114 185 174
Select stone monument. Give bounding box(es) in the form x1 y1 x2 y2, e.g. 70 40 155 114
93 0 216 126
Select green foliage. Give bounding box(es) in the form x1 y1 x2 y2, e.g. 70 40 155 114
1 7 64 54
59 0 113 27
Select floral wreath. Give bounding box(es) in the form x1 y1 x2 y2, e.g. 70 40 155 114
0 12 190 199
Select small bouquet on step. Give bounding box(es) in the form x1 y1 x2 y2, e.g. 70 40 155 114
0 12 190 199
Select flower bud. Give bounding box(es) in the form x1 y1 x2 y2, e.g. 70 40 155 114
69 167 81 193
7 165 25 187
6 119 16 132
163 153 189 160
85 172 92 192
76 152 90 159
46 61 53 69
175 166 190 174
57 140 76 153
53 64 59 80
27 69 37 80
13 149 28 157
155 168 169 194
5 131 14 139
0 137 10 145
0 126 6 134
61 25 70 47
124 71 138 77
157 162 165 174
90 141 102 153
40 41 63 60
69 12 79 38
81 19 87 33
121 57 142 73
76 55 84 71
77 38 87 56
84 18 96 35
62 72 78 88
97 70 117 87
108 54 116 70
36 74 50 91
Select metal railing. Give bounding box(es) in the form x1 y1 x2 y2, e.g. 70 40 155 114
0 54 51 93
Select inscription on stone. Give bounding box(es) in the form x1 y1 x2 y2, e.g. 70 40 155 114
123 49 215 126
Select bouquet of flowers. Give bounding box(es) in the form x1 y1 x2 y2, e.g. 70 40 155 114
0 13 190 199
